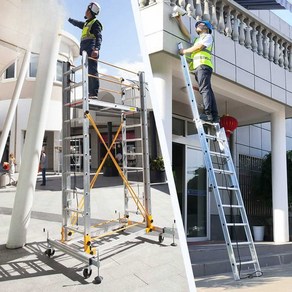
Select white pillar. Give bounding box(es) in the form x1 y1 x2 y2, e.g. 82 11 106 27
6 31 61 249
0 51 31 161
150 53 173 160
271 109 289 242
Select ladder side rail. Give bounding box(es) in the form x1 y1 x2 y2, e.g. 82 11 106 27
122 113 130 216
178 43 201 122
217 129 261 268
62 61 72 241
81 51 91 237
139 71 152 218
218 129 254 232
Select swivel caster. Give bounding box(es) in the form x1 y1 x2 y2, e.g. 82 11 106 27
158 233 164 244
83 267 92 279
45 248 55 258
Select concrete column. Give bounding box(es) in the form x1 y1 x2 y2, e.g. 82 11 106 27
0 51 31 161
271 109 289 242
6 32 61 249
150 53 173 160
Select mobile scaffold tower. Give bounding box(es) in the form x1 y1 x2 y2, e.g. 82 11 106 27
45 51 176 283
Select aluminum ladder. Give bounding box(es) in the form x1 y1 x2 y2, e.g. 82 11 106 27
178 43 262 280
121 73 152 220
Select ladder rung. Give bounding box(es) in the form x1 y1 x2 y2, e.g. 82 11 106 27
63 64 81 75
205 134 226 142
64 154 84 157
124 167 143 171
218 186 239 191
124 95 140 100
64 189 84 195
63 171 83 175
226 223 248 227
127 181 143 185
231 241 252 246
125 138 142 142
209 151 229 158
64 207 84 214
213 168 233 175
236 260 257 266
64 135 83 140
222 204 243 208
125 124 142 129
64 81 83 91
124 152 143 156
125 209 142 215
64 226 84 235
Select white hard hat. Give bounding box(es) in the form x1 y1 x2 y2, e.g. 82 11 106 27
88 2 100 15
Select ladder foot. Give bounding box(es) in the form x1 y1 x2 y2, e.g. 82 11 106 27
93 275 103 284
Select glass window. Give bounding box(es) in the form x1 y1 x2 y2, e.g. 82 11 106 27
29 54 39 77
187 121 197 138
186 147 207 238
5 63 15 79
172 117 185 136
56 60 63 82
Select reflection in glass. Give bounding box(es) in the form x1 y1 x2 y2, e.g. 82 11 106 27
186 148 207 238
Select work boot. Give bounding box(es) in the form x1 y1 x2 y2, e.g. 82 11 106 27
200 113 213 122
89 95 98 100
212 116 220 123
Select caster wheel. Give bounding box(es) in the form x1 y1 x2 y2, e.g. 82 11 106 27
94 276 103 284
158 233 164 244
45 248 55 258
83 268 92 279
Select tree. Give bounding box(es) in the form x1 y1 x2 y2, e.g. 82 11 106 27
254 151 292 207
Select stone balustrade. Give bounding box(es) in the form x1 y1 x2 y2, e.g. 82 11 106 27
138 0 292 72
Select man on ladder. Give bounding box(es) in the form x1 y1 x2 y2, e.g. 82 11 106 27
176 16 220 123
68 2 103 98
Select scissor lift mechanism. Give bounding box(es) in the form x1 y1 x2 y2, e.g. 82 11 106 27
45 51 176 283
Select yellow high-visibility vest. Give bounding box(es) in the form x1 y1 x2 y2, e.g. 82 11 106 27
190 36 213 70
81 18 97 41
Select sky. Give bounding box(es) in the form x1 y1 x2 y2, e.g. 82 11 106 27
61 0 144 77
60 0 292 75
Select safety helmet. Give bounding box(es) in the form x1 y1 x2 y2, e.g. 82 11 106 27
195 20 212 33
88 2 100 16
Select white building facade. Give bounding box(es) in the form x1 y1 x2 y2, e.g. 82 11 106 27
139 0 292 243
0 32 79 172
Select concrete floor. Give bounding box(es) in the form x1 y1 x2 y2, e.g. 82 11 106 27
0 173 190 291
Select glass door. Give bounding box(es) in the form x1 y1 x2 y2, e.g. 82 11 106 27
186 147 208 240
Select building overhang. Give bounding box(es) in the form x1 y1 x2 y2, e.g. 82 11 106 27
233 0 292 12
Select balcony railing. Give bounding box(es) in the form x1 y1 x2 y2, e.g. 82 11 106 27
139 0 292 72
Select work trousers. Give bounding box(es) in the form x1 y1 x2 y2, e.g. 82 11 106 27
88 57 99 96
193 65 218 118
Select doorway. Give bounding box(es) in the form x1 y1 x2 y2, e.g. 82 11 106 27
172 142 209 241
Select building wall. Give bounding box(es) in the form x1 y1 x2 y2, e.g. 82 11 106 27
0 33 79 171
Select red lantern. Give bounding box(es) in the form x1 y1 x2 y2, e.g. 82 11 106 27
220 115 238 138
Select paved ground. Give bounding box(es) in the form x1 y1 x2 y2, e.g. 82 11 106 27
2 173 292 291
0 173 190 292
195 263 292 292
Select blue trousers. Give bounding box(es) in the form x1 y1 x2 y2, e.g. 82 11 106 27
193 65 218 118
42 168 46 185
